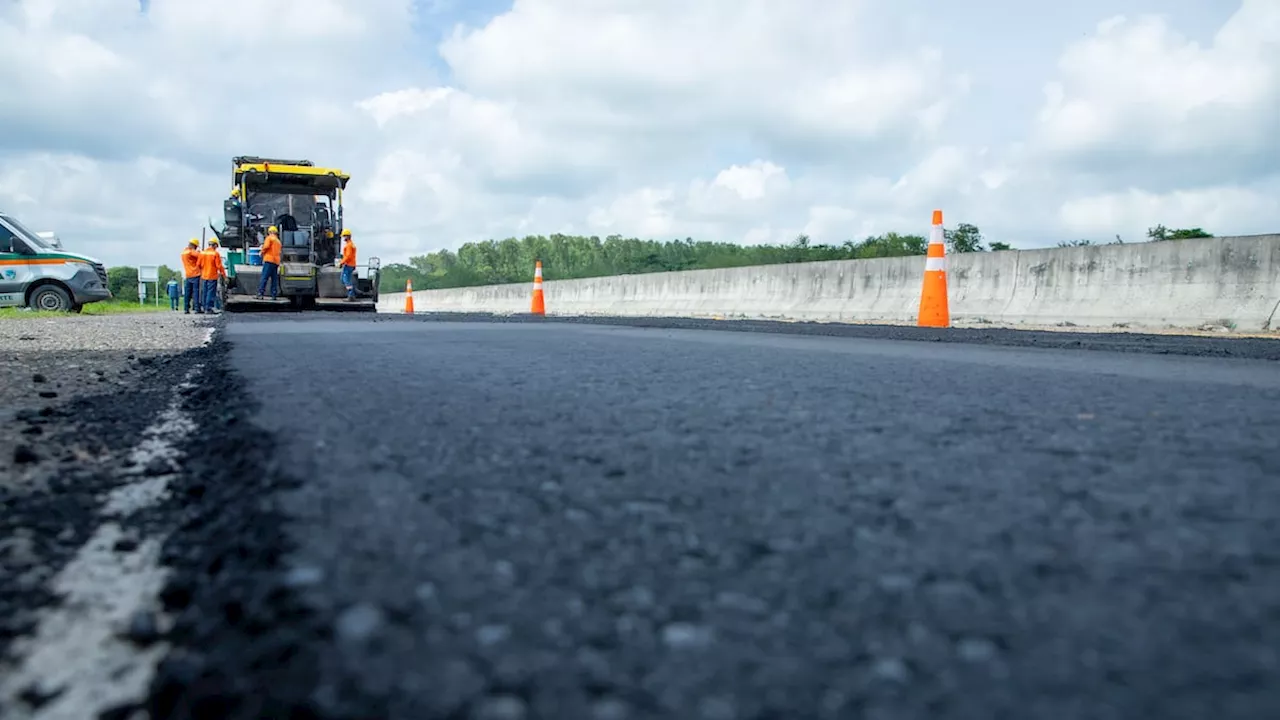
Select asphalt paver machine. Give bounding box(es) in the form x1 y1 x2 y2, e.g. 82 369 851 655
211 156 380 311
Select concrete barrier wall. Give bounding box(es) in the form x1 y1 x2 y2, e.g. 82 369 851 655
378 234 1280 331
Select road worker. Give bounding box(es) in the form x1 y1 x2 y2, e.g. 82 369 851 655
181 239 202 313
166 277 180 311
338 228 357 301
256 225 282 300
199 239 226 313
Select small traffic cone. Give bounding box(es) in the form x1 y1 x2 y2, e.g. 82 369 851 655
404 278 415 314
917 209 950 328
530 260 546 316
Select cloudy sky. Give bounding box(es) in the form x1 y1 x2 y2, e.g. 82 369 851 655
1 0 1276 268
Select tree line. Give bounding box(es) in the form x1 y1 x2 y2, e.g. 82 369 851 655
375 223 1213 292
1055 225 1213 248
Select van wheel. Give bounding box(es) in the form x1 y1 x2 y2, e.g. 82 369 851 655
29 285 73 312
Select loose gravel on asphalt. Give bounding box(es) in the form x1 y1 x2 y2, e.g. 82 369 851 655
0 311 216 718
0 313 215 487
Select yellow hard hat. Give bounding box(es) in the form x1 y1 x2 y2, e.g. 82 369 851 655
230 186 241 197
267 225 278 234
188 238 198 246
209 239 219 246
341 228 352 237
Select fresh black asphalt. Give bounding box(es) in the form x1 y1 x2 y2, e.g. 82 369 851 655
5 314 1280 719
141 315 1280 719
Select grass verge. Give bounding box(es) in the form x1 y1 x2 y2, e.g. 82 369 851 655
0 300 174 319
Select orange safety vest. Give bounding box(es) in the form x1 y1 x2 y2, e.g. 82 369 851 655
261 234 282 265
199 248 225 281
181 248 202 278
340 241 357 268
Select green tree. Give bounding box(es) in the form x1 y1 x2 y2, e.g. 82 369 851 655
106 266 139 301
157 264 182 285
1147 224 1213 241
944 223 985 253
988 241 1013 251
1057 239 1094 247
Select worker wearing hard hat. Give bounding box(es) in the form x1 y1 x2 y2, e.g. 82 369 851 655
338 228 358 301
199 239 226 314
256 225 282 300
180 239 202 314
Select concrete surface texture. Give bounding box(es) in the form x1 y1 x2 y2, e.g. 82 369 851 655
379 234 1280 332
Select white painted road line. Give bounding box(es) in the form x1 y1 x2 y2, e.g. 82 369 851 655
0 365 205 719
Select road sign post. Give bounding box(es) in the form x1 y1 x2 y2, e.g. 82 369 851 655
138 265 160 306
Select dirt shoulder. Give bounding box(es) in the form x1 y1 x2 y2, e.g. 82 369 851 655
0 312 216 489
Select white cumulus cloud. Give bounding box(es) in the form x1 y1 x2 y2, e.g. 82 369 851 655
0 0 1275 268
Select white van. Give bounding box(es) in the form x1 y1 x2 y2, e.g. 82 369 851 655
0 212 112 312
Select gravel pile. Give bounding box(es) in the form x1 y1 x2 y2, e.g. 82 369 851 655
0 313 215 489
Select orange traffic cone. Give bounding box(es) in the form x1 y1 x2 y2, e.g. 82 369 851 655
404 278 415 314
530 260 546 316
917 209 950 327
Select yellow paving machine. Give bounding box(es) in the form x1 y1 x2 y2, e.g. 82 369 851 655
210 156 380 311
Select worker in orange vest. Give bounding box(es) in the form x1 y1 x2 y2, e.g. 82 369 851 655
338 228 358 300
180 239 202 314
256 225 282 300
199 240 226 314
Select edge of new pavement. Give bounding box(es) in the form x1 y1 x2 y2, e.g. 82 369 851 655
133 327 390 719
0 317 387 719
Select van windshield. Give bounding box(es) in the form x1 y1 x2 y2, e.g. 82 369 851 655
0 214 53 250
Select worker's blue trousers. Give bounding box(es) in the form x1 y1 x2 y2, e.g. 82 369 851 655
184 277 201 312
341 265 356 298
257 261 280 298
202 279 219 312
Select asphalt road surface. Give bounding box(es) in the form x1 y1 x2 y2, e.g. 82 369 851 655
5 314 1280 719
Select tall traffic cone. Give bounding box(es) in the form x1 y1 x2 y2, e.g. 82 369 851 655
917 209 950 327
530 260 546 316
403 278 414 314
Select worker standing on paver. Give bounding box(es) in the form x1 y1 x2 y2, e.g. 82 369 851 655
181 239 202 314
199 240 226 314
256 225 282 300
339 228 357 301
166 277 180 311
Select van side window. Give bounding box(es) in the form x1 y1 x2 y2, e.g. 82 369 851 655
0 225 19 254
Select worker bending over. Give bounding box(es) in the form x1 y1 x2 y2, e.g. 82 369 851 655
257 225 282 299
339 229 358 301
200 240 226 313
180 239 202 313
